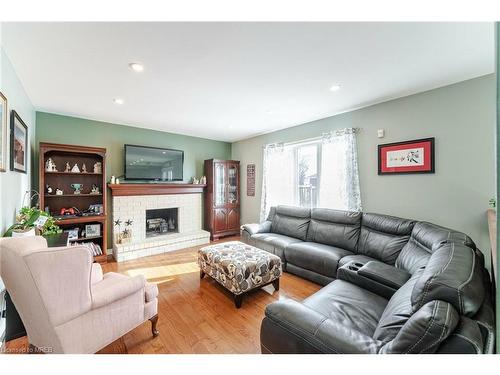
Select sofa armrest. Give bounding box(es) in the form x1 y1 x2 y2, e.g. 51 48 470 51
241 221 271 236
262 299 381 354
91 272 146 309
358 261 410 289
337 260 406 299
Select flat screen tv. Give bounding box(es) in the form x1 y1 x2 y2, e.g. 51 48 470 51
124 144 184 181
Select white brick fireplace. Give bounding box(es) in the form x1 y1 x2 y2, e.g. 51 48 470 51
109 184 210 262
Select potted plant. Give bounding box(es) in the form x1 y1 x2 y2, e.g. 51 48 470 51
3 207 62 237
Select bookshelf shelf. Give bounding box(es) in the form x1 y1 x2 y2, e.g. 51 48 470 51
45 193 103 198
45 171 103 176
69 235 103 242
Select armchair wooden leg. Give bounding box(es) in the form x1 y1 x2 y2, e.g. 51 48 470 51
149 314 159 338
200 270 205 279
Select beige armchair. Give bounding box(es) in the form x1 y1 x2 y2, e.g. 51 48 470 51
0 236 159 353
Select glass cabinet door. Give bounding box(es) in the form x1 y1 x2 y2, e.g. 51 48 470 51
227 163 239 205
214 162 226 206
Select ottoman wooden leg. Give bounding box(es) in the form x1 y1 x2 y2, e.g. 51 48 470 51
234 294 243 308
272 278 280 291
200 270 205 279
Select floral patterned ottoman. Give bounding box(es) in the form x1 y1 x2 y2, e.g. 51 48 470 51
198 241 282 308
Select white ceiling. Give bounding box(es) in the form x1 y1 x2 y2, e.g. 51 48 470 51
1 22 494 142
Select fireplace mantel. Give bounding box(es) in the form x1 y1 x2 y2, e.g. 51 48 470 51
108 183 206 196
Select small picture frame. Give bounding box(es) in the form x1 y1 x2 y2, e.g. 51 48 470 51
10 110 28 173
65 228 79 241
378 137 435 175
247 163 256 196
85 224 101 238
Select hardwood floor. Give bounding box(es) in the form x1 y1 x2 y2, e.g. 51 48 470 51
4 236 321 354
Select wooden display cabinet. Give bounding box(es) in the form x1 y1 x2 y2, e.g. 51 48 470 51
39 142 107 263
204 159 240 240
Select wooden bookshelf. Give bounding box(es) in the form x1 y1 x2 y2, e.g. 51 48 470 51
39 142 107 263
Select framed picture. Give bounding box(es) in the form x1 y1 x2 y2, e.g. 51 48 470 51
85 224 101 238
10 110 28 173
247 163 256 196
64 228 79 241
0 91 7 172
378 137 435 175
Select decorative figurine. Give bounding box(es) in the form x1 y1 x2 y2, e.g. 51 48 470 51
115 178 120 184
82 163 87 173
191 177 199 184
110 176 116 184
114 219 123 244
46 184 53 194
90 184 100 195
200 176 207 184
55 188 64 195
122 219 133 243
45 158 58 172
71 163 80 173
71 183 83 195
65 162 71 172
93 162 102 174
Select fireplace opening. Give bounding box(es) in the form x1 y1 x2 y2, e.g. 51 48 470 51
146 208 179 238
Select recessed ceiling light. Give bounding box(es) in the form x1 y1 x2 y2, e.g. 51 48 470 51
113 98 124 105
329 84 341 92
129 62 144 72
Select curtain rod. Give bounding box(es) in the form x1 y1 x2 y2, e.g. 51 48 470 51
263 127 360 148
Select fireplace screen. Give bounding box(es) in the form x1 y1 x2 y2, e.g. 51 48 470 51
146 208 178 237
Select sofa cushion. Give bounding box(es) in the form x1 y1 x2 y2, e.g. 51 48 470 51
396 221 476 274
411 242 484 317
373 270 422 343
285 242 353 278
286 264 335 286
306 208 361 251
252 233 302 262
304 279 388 336
270 205 311 240
380 300 459 354
358 213 416 264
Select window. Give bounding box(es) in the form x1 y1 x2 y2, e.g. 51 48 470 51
296 143 320 208
261 129 361 221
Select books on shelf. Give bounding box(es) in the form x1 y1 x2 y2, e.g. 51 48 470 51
71 241 103 257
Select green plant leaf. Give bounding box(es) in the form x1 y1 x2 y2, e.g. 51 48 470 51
25 210 41 227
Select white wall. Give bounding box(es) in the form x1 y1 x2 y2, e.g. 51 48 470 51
0 41 36 235
232 75 496 262
0 28 36 343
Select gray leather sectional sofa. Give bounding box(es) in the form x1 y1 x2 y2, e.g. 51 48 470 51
241 205 495 354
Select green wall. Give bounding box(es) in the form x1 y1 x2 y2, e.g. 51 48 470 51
233 75 496 266
35 112 232 249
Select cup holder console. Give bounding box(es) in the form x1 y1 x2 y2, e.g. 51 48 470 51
347 262 365 272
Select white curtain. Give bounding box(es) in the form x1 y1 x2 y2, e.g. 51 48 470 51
319 128 362 211
260 143 295 221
